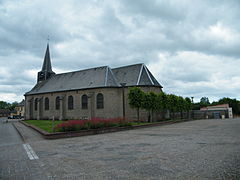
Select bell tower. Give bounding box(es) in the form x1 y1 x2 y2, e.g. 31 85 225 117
37 43 55 82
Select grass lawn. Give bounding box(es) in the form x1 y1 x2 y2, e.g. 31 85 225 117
24 120 65 133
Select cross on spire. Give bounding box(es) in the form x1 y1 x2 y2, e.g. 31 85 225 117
47 35 50 43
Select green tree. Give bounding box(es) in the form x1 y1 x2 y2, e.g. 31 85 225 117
200 97 210 107
177 96 185 119
185 97 192 119
0 101 19 112
128 87 145 121
0 101 10 109
9 101 18 111
166 94 178 119
192 102 201 110
156 92 168 119
142 92 157 122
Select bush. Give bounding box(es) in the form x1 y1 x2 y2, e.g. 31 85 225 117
54 117 132 132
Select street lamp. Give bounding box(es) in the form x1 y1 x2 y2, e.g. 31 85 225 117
191 97 194 119
120 83 126 118
191 97 194 103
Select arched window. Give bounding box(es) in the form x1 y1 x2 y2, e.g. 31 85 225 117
68 95 74 110
56 96 60 110
34 98 38 111
82 94 88 109
97 93 104 109
45 97 49 110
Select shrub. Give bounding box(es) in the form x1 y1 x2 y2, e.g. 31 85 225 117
54 117 132 132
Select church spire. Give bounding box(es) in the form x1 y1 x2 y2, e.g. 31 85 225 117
41 43 53 72
37 43 55 82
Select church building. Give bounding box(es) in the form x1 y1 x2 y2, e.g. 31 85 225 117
25 44 163 121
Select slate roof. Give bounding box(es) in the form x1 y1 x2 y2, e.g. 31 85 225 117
17 100 25 106
41 44 54 73
25 63 162 95
112 64 161 87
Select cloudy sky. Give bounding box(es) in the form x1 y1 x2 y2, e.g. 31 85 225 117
0 0 240 103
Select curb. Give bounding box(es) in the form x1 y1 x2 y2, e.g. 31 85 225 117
20 118 194 140
12 122 25 142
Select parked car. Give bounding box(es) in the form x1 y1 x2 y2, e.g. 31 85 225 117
8 115 22 119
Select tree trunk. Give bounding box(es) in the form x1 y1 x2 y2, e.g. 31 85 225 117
148 111 151 122
137 108 140 122
151 109 154 122
162 110 166 120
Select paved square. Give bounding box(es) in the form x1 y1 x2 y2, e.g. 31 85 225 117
1 118 240 179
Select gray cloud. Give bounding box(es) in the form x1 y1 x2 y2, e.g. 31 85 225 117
0 0 240 102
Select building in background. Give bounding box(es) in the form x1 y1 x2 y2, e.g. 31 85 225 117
200 104 233 119
15 99 25 117
0 109 10 117
9 100 25 119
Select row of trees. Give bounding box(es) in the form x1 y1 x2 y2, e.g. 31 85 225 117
128 87 192 122
0 101 18 111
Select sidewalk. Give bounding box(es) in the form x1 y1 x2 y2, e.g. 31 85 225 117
13 121 43 142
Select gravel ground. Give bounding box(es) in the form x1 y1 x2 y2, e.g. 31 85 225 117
1 118 240 179
31 118 240 179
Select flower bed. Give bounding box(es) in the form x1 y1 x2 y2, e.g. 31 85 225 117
54 117 132 132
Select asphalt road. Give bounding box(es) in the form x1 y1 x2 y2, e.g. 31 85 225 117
0 117 240 180
0 117 47 180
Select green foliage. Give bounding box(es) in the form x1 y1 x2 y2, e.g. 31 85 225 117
128 87 144 109
177 96 185 111
128 87 145 121
141 92 158 122
192 97 211 110
9 101 18 111
142 92 157 111
185 97 192 111
0 101 11 109
166 94 178 113
156 92 168 111
200 97 210 107
24 120 63 133
128 88 193 120
192 97 240 115
192 102 201 110
0 101 18 111
128 88 240 118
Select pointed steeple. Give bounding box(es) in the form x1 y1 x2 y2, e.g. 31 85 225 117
41 43 53 72
37 43 55 82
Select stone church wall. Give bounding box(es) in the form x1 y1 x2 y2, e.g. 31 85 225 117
25 86 162 121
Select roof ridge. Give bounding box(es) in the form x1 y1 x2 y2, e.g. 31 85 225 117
108 67 120 86
143 65 154 85
55 65 109 76
104 67 109 86
112 63 144 70
136 64 144 85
